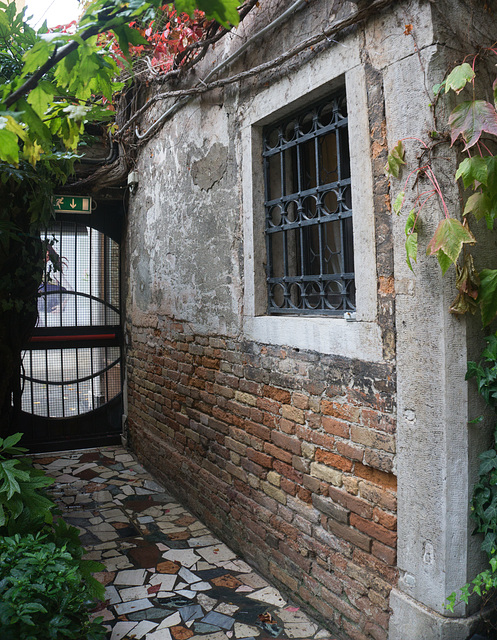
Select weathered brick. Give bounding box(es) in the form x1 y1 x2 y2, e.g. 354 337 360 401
373 507 397 530
328 486 373 519
292 392 309 410
310 462 343 486
322 415 350 438
271 431 301 455
350 425 395 453
315 449 353 472
322 399 360 422
359 481 397 511
361 408 396 434
310 563 343 595
313 494 349 523
247 447 273 469
350 514 397 548
354 463 397 490
269 562 299 591
261 481 287 504
371 540 397 565
364 449 395 473
263 385 291 404
336 441 364 462
273 460 303 484
267 470 281 487
343 476 360 495
263 442 293 464
327 518 371 552
235 391 258 406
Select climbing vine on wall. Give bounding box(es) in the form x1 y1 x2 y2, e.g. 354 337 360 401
386 48 497 612
386 55 497 324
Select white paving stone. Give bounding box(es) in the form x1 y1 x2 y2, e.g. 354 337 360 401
149 574 177 590
114 598 153 615
234 622 260 638
161 548 199 568
195 544 237 564
110 621 138 640
104 585 121 605
118 586 152 602
114 568 147 586
129 620 159 639
178 566 201 584
146 628 172 640
157 612 182 629
247 586 287 607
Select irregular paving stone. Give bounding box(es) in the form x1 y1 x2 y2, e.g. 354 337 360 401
247 587 287 608
194 623 223 634
201 611 236 630
170 625 195 640
157 560 181 574
128 543 162 568
129 620 159 639
128 607 177 622
114 568 147 586
178 604 204 622
39 446 332 640
211 575 243 589
114 598 154 615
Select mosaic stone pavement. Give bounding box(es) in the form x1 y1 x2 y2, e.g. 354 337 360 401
33 446 334 640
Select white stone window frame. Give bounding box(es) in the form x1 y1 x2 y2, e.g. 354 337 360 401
241 41 383 362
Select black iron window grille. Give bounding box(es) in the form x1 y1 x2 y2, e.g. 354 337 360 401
263 90 355 315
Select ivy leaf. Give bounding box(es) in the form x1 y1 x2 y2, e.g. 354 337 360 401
450 253 480 315
449 100 497 150
455 157 488 188
404 209 417 271
426 218 476 269
393 191 404 215
384 140 405 178
435 249 453 276
21 39 51 76
0 128 19 164
445 63 475 94
26 80 55 117
493 78 497 109
176 0 240 27
479 269 497 326
479 449 497 475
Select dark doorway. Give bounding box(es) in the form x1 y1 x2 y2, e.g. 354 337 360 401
16 200 124 452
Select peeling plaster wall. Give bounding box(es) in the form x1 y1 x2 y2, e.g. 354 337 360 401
123 1 497 639
127 101 243 335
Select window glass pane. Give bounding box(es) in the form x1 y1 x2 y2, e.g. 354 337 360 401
266 154 281 201
270 232 284 278
319 132 338 185
263 89 354 315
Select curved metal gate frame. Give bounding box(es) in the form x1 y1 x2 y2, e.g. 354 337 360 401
16 200 124 452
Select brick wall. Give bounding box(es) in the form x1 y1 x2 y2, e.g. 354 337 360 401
127 317 397 640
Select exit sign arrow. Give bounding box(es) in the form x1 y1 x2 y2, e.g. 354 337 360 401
52 195 92 214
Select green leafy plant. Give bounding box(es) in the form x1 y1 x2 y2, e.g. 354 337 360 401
0 432 55 535
446 333 497 613
386 54 497 323
0 532 105 640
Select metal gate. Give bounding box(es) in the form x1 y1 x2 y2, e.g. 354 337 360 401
16 201 124 452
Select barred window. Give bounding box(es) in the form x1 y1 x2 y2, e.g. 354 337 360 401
263 91 355 315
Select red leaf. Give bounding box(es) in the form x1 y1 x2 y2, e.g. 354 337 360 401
449 100 497 150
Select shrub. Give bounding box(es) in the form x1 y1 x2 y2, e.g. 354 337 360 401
0 532 106 640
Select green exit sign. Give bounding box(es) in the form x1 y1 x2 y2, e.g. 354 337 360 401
52 195 92 213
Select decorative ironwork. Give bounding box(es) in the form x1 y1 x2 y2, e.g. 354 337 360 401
263 90 355 315
20 221 122 419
